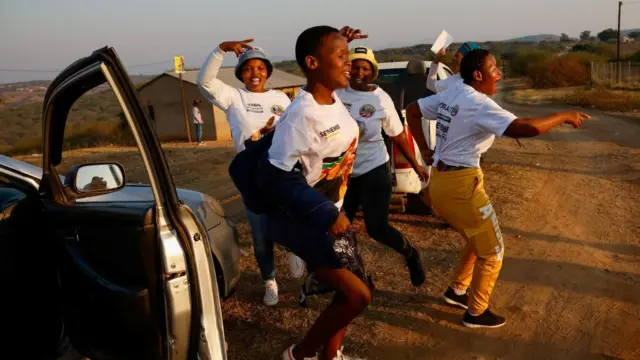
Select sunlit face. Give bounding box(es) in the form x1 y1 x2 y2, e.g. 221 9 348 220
474 54 503 96
350 59 374 88
306 32 352 90
241 59 268 92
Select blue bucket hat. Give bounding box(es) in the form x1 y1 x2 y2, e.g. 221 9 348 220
457 42 483 57
234 47 274 81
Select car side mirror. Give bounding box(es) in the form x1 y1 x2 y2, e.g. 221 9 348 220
64 163 126 199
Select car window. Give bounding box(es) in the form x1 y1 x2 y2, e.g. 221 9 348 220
54 83 153 202
0 179 27 212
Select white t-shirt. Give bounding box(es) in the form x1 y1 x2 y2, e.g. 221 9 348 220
336 85 403 177
426 62 463 94
197 47 291 152
417 82 517 168
192 106 203 124
269 89 359 209
435 73 462 93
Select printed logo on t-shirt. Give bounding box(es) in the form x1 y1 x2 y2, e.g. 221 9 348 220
320 124 341 139
359 104 376 118
246 103 264 113
270 104 285 116
314 138 358 203
439 102 458 115
451 104 460 116
436 113 451 142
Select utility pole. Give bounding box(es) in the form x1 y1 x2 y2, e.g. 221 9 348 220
617 1 623 83
179 72 192 143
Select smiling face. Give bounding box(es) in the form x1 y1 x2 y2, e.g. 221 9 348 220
306 32 351 91
240 59 268 92
349 59 374 90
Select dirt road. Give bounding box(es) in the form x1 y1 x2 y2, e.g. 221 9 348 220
13 92 640 359
220 93 640 359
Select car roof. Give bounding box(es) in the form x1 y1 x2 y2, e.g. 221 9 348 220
378 61 433 70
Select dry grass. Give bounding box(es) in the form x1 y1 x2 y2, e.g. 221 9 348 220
505 86 640 114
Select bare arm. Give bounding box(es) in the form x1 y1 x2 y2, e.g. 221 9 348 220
197 39 254 110
405 102 434 165
504 111 590 138
390 131 429 180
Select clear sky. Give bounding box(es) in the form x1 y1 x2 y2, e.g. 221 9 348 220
1 0 638 83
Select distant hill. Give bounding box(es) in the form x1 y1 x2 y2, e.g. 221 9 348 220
622 28 640 36
508 34 562 43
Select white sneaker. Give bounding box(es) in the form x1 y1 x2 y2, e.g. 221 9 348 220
282 345 317 360
263 279 279 306
288 253 306 279
333 347 365 360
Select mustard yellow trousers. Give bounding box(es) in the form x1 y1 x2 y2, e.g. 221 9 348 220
428 167 504 314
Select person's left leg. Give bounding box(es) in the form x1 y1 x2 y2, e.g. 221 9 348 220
245 209 277 305
195 123 203 144
359 164 425 286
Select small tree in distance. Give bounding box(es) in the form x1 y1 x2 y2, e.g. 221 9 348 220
597 28 618 42
580 30 591 42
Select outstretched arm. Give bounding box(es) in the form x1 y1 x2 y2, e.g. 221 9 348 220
504 111 590 138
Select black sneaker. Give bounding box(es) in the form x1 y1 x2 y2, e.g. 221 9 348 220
405 247 426 287
443 287 469 309
462 309 507 329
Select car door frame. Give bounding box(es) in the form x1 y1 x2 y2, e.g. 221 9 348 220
39 46 226 360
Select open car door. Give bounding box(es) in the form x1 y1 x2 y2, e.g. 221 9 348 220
40 47 227 360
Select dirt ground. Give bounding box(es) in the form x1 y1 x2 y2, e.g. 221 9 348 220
14 92 640 359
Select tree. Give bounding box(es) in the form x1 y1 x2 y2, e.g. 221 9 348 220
580 30 591 42
629 31 640 39
560 33 571 42
597 28 618 42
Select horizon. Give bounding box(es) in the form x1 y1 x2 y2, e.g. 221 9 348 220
1 0 639 84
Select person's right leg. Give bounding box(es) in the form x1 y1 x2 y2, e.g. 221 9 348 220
245 209 277 305
196 123 203 144
359 164 425 286
342 174 363 223
290 268 371 360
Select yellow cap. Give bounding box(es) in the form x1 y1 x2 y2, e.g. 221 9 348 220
349 46 379 82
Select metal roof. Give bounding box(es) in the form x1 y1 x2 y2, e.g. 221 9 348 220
164 67 306 89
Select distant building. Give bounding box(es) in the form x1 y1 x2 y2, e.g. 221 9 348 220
622 35 635 43
137 68 305 142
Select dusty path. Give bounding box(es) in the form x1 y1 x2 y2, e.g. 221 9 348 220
14 93 639 359
221 92 640 359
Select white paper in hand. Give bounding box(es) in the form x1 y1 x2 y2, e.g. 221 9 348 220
431 30 454 54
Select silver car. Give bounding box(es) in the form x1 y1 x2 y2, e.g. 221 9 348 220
2 47 235 360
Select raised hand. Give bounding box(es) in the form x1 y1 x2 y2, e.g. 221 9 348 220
339 26 368 43
219 39 255 57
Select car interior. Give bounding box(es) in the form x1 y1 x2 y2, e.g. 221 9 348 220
3 61 169 359
3 163 166 360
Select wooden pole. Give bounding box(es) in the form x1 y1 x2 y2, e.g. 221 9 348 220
617 1 622 82
179 72 192 143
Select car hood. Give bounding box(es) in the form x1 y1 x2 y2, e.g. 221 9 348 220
79 185 224 229
0 156 225 229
